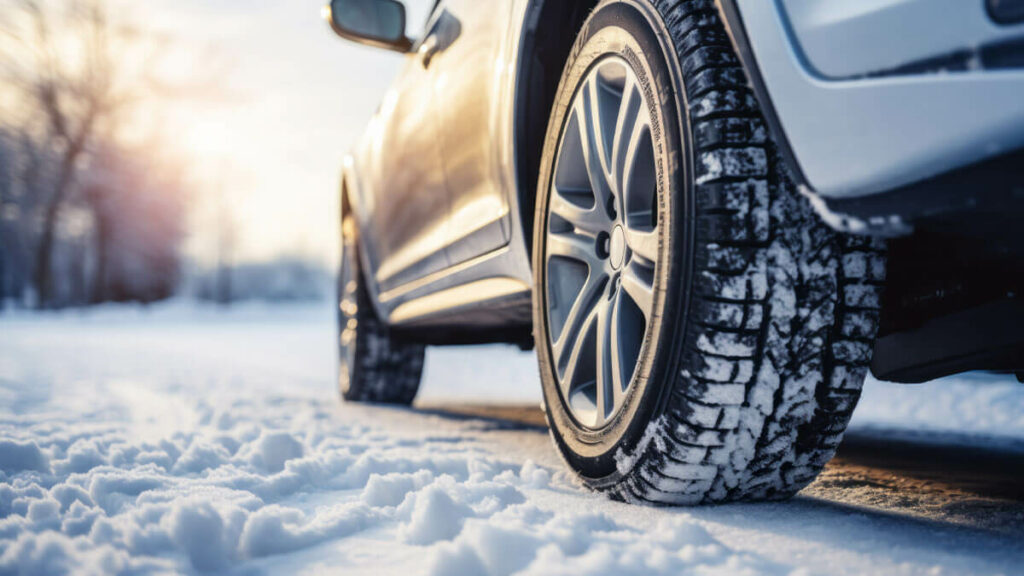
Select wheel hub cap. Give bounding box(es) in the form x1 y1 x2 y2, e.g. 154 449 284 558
544 56 661 429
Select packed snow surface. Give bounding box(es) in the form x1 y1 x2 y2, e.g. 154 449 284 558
0 302 1021 575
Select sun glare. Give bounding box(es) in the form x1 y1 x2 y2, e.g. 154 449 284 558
185 120 234 158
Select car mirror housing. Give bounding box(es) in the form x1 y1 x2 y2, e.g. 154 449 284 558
323 0 412 53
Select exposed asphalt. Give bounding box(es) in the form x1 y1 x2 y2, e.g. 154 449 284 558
415 402 1024 537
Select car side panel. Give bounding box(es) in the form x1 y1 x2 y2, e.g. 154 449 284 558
430 0 519 266
347 0 536 330
356 53 451 294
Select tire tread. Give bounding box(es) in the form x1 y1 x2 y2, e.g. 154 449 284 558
604 0 886 504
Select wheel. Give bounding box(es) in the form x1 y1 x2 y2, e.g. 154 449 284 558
532 0 886 504
337 201 425 404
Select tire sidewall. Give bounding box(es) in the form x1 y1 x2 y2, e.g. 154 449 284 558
532 0 695 485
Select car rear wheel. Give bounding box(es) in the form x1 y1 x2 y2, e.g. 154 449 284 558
532 0 886 503
337 201 425 404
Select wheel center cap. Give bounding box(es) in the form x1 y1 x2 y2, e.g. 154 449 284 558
609 225 626 270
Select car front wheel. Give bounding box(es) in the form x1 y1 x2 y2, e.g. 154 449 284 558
531 0 886 504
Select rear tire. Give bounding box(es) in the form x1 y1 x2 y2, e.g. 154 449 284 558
338 203 425 405
532 0 886 504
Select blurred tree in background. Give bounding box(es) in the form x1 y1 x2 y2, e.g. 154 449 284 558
0 0 187 309
80 142 187 304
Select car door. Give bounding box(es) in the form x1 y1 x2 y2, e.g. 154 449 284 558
425 0 517 266
363 7 450 295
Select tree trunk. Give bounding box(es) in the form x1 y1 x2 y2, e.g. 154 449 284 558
216 262 232 305
33 141 83 309
0 211 6 313
0 240 6 313
34 195 62 308
91 214 110 304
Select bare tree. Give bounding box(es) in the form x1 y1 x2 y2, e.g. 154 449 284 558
0 126 57 308
80 140 188 304
1 0 131 307
0 130 11 310
213 172 238 306
1 0 232 308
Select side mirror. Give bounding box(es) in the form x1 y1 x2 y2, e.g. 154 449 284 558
323 0 412 53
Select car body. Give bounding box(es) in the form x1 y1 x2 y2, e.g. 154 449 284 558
335 0 1024 383
730 0 1024 200
325 0 1024 504
338 0 541 349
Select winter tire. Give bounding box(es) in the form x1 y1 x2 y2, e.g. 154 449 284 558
338 200 425 404
532 0 886 504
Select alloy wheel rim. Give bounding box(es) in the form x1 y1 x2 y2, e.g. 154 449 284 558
545 56 660 430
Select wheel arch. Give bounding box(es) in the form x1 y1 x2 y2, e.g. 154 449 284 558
339 156 391 321
512 0 601 259
339 156 360 229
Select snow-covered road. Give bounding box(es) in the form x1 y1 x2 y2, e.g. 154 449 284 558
1 303 1022 575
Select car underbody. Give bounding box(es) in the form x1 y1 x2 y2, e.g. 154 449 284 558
868 152 1024 381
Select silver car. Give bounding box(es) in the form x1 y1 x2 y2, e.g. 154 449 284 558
325 0 1024 504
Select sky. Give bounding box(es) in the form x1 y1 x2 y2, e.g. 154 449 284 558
110 0 436 267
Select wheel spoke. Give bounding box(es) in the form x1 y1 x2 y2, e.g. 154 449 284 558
625 228 659 263
620 114 657 234
546 231 599 268
611 76 641 205
584 75 611 180
618 107 650 189
594 297 614 426
558 301 599 397
577 84 615 216
621 261 655 319
611 290 633 414
595 292 635 426
552 267 607 368
549 187 609 235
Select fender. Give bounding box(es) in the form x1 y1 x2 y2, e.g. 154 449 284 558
340 155 391 321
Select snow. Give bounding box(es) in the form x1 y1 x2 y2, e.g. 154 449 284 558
695 148 767 185
614 416 667 477
852 372 1024 451
1 302 1022 575
0 441 49 475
